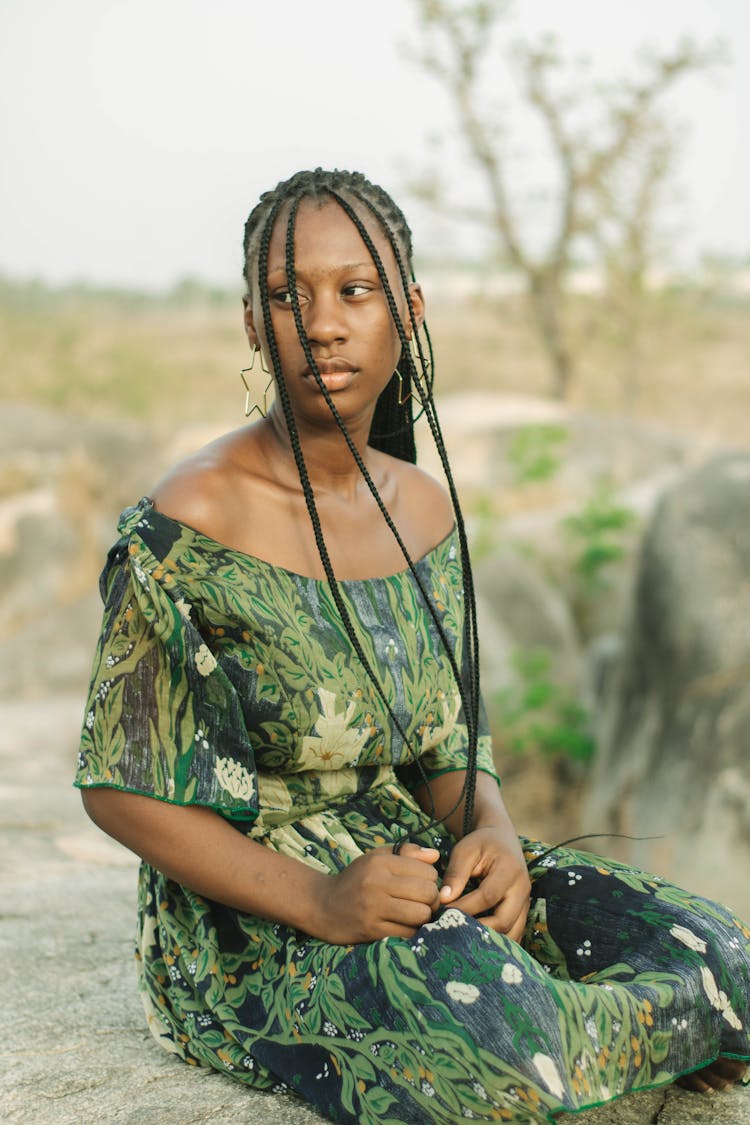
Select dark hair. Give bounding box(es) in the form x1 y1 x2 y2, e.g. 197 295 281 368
243 168 480 840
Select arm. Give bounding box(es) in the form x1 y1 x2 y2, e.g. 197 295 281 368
411 770 531 942
82 787 441 945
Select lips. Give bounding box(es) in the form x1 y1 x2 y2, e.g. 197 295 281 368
302 359 356 378
301 359 358 392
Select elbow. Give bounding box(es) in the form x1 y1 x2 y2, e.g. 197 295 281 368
81 786 125 833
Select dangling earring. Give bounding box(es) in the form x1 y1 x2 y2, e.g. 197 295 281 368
394 367 412 407
240 346 273 418
410 327 432 376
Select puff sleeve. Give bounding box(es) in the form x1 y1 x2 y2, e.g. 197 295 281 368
75 524 259 822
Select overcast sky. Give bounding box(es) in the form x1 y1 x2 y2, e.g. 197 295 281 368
0 0 747 289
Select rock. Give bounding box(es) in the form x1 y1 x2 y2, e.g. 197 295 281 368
474 543 583 703
0 404 164 698
584 452 750 921
0 588 103 697
3 695 748 1125
419 392 691 497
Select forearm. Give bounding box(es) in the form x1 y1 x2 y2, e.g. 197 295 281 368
81 787 330 935
412 769 513 840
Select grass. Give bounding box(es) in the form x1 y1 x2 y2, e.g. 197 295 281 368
1 275 749 445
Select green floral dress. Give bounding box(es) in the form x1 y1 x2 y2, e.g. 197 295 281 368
76 498 750 1124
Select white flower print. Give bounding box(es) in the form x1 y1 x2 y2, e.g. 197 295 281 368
132 562 148 587
174 596 192 621
501 963 523 985
214 757 256 801
299 688 370 768
533 1052 566 1100
445 981 480 1005
670 925 707 953
423 908 467 932
420 693 461 752
194 643 217 677
700 966 743 1029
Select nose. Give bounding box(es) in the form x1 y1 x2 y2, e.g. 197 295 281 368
303 288 347 348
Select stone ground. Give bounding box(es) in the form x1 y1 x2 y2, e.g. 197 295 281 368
2 696 748 1124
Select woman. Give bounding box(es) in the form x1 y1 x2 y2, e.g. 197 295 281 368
76 168 749 1124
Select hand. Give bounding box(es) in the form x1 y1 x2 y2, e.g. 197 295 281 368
439 827 531 943
315 844 441 945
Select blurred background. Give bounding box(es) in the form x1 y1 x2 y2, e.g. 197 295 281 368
1 0 748 915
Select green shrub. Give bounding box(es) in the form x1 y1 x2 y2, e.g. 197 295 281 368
491 649 595 764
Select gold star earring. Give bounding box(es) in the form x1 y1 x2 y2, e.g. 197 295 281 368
240 346 273 417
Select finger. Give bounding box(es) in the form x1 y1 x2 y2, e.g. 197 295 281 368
454 879 529 931
480 902 530 944
396 843 441 864
508 901 530 943
392 873 444 906
448 883 497 916
382 895 435 930
392 857 440 887
374 921 422 941
439 855 478 903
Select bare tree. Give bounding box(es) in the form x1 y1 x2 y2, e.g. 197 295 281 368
409 0 723 400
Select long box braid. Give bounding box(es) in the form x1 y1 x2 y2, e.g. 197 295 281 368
243 168 482 843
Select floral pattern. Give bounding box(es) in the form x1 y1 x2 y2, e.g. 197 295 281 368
76 498 750 1124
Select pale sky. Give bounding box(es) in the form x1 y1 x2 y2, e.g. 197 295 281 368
0 0 747 289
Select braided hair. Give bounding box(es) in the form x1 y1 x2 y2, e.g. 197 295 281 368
242 168 481 842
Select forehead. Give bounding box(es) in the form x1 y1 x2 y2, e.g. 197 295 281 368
265 196 397 277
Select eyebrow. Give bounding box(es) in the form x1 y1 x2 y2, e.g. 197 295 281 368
266 261 377 279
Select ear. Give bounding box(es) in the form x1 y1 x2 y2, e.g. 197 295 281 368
242 294 260 349
405 282 426 338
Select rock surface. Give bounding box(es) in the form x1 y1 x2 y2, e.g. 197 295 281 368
2 696 749 1124
586 452 750 921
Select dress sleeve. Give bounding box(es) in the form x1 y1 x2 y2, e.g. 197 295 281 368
75 536 259 821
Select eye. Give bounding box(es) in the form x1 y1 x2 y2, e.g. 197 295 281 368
271 288 308 307
342 283 374 298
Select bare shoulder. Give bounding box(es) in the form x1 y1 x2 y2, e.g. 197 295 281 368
150 425 257 541
388 457 455 546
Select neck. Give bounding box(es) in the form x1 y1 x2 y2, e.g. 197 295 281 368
263 404 377 499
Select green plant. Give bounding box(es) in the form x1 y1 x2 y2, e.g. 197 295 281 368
469 491 501 561
507 424 568 484
563 479 637 587
491 649 595 764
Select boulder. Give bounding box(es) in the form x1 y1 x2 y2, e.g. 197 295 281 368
0 403 164 697
474 543 583 702
585 452 750 920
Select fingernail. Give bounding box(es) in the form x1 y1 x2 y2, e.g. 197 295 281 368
440 885 452 898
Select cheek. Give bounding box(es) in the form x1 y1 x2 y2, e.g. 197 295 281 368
263 314 306 358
